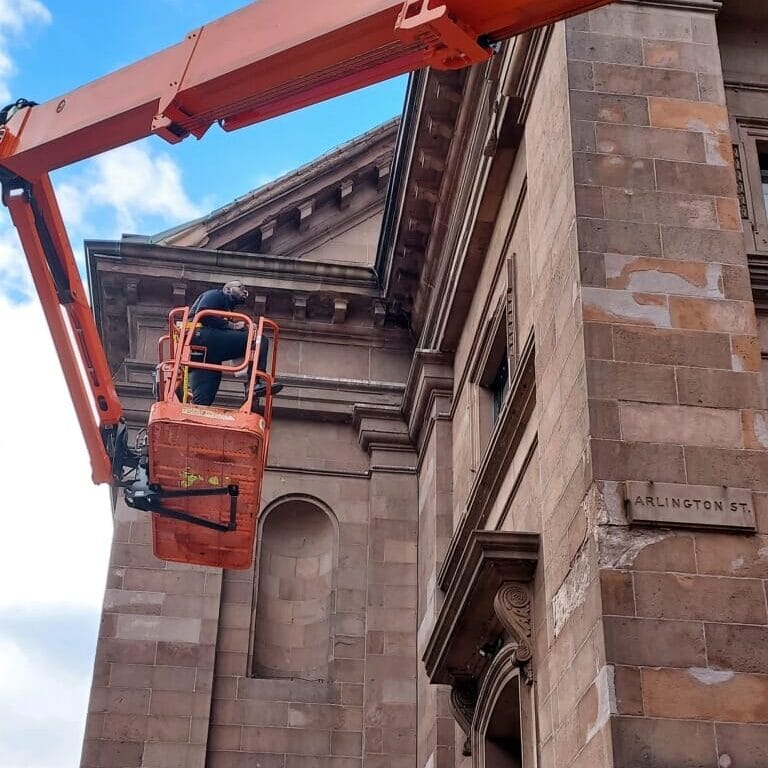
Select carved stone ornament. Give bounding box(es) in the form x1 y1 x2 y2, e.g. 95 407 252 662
125 278 139 305
505 254 517 369
450 679 478 757
732 144 749 220
493 582 534 684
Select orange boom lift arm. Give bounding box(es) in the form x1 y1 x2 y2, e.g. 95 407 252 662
0 0 612 561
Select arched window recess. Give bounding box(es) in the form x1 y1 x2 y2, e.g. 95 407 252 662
250 494 339 682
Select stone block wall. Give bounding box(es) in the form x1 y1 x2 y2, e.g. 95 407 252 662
416 3 768 766
569 1 768 765
82 418 418 768
81 499 221 768
415 388 454 768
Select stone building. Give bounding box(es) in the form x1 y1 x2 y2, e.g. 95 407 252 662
81 1 768 767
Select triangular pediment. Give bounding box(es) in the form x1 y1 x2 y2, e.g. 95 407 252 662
149 119 397 264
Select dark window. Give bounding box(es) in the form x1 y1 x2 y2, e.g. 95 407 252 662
484 676 524 767
760 147 768 218
735 125 768 251
490 354 510 422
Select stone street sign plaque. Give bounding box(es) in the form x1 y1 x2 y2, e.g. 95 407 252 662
625 482 756 531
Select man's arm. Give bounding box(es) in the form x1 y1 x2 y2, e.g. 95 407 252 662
193 290 231 329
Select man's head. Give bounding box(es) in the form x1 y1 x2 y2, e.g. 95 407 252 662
222 280 249 304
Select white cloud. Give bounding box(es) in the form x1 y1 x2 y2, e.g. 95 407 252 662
56 179 86 230
0 634 91 768
0 5 207 768
0 140 203 302
0 223 33 298
0 0 51 33
0 0 51 102
0 296 113 610
69 142 203 235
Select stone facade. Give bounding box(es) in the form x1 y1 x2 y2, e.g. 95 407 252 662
81 2 768 767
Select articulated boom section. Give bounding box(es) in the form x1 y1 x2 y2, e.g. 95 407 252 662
0 0 614 564
0 171 120 484
0 0 613 174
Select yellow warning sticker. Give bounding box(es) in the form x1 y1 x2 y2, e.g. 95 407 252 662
179 468 204 488
179 468 232 489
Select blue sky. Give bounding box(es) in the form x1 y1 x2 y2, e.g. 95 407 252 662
0 2 406 766
34 0 408 235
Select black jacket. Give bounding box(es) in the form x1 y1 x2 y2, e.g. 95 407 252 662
189 289 237 329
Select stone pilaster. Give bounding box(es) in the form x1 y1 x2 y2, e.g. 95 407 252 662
570 1 768 765
405 351 455 768
355 407 419 768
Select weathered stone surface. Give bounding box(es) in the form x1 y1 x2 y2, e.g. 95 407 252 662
611 716 717 768
620 405 742 449
79 8 768 768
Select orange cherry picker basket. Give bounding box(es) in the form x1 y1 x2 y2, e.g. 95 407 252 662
127 307 279 570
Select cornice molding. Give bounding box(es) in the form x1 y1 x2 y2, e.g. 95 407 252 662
87 241 414 371
402 348 454 446
117 297 411 350
376 69 466 314
352 404 412 453
87 240 380 290
418 29 545 350
123 362 405 395
621 0 722 11
118 364 404 429
621 0 723 13
425 531 538 756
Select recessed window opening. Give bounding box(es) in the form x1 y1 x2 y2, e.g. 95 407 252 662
759 144 768 217
484 675 524 767
490 354 510 423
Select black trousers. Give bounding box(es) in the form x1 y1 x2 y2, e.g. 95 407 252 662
188 327 269 406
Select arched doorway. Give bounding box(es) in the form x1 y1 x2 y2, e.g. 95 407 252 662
484 675 523 767
472 646 535 768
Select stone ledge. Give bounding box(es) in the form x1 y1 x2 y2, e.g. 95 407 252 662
424 530 539 687
621 0 722 12
402 348 453 446
352 404 412 453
